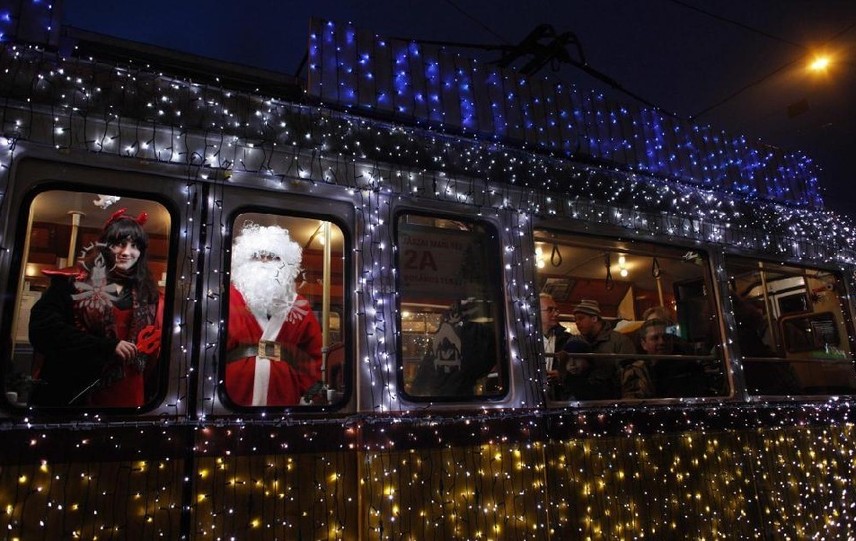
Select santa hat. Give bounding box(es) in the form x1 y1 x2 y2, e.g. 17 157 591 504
232 223 302 270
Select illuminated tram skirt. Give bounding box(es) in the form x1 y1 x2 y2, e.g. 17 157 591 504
1 424 854 539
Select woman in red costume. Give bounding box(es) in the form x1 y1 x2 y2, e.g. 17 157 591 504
29 209 163 407
225 223 322 406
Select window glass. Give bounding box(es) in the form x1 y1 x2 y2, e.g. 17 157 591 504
8 190 170 408
397 214 505 399
534 229 726 401
223 213 346 407
724 257 856 396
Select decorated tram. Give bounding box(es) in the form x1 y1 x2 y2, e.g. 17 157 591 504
1 7 856 540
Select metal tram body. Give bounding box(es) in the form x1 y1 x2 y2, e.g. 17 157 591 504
1 12 856 540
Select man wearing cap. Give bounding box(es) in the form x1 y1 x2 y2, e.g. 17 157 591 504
572 299 635 355
572 299 636 398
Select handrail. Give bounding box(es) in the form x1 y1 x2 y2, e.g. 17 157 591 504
544 352 719 362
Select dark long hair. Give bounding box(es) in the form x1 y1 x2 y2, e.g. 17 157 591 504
98 217 159 303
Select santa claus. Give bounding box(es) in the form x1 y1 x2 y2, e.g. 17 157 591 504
224 223 322 406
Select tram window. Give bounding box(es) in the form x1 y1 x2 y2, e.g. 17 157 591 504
222 213 347 408
6 190 171 409
724 257 856 396
397 214 506 400
534 230 726 401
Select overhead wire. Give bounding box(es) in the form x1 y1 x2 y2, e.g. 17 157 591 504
440 0 513 45
674 0 856 119
665 0 807 50
437 0 679 116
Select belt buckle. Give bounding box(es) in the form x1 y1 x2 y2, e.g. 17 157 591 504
258 340 281 361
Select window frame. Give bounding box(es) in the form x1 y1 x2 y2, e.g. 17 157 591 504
214 202 354 414
0 161 183 418
393 209 510 403
532 226 729 404
723 254 856 398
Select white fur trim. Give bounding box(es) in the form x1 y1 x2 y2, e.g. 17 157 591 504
232 223 302 272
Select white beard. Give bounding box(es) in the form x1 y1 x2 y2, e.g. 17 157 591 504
232 260 297 316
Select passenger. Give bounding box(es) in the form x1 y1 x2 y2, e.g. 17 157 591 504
643 304 725 395
225 223 322 406
639 318 705 398
540 293 572 399
642 305 672 323
557 337 620 400
573 299 636 398
29 209 163 407
640 304 692 354
732 296 775 358
573 299 636 355
732 295 801 395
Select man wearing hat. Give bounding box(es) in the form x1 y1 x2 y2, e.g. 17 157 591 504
572 299 635 355
573 299 644 398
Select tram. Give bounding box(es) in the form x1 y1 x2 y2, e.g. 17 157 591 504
1 10 856 540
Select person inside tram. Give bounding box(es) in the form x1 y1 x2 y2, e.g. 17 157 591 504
731 295 775 358
638 318 706 398
572 299 636 355
572 299 637 399
731 294 801 395
29 209 164 407
640 304 693 354
540 293 572 399
225 223 323 406
557 337 623 400
642 305 671 323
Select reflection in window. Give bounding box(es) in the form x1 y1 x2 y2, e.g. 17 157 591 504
534 230 726 401
224 213 346 407
725 257 856 396
397 215 505 399
9 191 170 408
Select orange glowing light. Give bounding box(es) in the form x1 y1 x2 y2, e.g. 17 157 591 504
808 55 831 72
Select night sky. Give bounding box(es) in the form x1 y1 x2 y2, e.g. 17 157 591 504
63 0 856 217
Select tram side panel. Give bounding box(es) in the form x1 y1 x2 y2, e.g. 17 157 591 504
544 429 760 539
191 425 359 540
0 426 189 540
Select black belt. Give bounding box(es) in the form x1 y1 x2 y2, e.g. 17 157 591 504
226 345 265 363
226 340 311 372
227 339 283 363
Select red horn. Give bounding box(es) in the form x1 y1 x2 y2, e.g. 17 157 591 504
105 208 128 228
136 212 148 226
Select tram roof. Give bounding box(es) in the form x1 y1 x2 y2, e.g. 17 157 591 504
307 19 822 209
0 10 854 265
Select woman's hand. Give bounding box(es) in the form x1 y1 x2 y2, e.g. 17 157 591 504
114 340 138 361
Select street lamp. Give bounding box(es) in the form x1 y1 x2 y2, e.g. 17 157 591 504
808 54 831 73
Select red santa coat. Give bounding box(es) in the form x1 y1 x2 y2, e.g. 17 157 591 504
225 284 322 406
